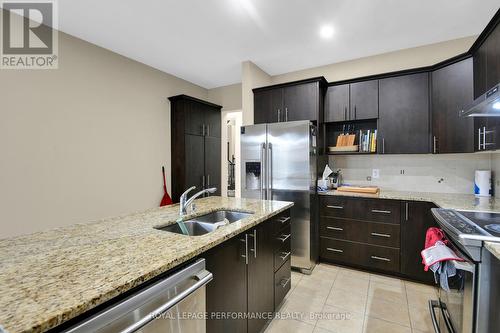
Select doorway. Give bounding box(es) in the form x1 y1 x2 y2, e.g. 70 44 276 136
221 110 242 198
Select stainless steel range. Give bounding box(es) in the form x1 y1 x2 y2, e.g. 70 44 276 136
431 208 500 333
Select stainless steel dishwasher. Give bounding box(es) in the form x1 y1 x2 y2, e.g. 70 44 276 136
63 259 212 333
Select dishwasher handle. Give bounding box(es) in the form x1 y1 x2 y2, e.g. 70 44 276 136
121 269 212 333
63 259 212 333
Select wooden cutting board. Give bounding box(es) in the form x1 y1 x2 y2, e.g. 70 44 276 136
337 186 380 194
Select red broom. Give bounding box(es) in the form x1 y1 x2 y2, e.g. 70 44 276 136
160 166 173 206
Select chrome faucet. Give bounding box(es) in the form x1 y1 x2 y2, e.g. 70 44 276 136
179 186 217 216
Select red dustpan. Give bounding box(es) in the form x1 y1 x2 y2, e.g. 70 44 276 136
160 166 173 206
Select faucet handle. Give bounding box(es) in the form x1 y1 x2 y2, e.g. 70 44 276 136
181 186 196 199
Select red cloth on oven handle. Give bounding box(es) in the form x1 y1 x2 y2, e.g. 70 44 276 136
421 227 448 270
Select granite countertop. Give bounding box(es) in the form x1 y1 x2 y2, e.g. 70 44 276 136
0 196 293 333
319 189 500 260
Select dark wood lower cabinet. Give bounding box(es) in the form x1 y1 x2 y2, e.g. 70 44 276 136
205 210 291 333
400 201 438 283
319 196 437 284
247 221 275 333
205 234 247 333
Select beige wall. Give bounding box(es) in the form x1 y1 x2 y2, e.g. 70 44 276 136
0 31 209 238
241 61 272 125
271 36 477 84
208 83 242 111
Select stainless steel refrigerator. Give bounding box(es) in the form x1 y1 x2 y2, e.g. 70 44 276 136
241 120 318 273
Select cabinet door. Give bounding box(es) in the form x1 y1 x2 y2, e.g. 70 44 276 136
486 24 500 91
205 106 221 138
473 43 488 99
254 89 283 124
325 84 349 122
205 235 248 333
431 58 474 153
205 136 221 196
184 101 205 136
283 82 319 122
184 134 204 190
378 73 430 154
247 221 274 333
400 201 437 283
350 80 379 120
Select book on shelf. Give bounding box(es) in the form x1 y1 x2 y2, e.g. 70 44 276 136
358 129 377 153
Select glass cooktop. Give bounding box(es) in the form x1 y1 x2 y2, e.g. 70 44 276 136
458 211 500 238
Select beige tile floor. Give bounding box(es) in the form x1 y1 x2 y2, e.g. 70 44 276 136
265 263 439 333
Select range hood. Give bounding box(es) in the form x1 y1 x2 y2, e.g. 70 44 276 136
461 84 500 117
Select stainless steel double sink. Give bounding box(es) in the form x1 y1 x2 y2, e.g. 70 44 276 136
156 210 253 236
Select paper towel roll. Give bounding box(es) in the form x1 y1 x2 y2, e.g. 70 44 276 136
474 170 491 197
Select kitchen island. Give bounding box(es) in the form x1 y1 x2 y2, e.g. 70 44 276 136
0 197 292 333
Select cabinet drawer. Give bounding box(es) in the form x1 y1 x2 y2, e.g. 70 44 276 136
320 237 400 273
274 234 291 272
320 196 358 219
364 199 401 224
274 258 291 309
271 210 291 235
320 217 400 248
274 223 291 252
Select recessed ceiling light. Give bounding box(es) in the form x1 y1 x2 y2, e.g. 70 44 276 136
320 25 334 39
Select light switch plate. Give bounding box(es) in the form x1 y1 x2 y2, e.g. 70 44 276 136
372 169 380 179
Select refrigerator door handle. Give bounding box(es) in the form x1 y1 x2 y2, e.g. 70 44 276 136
260 143 266 200
267 142 273 200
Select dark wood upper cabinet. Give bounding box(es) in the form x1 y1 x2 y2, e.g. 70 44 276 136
350 80 379 120
474 19 500 98
431 58 474 153
325 84 349 122
283 82 319 122
400 201 437 284
254 89 283 124
253 77 326 124
378 73 430 154
325 81 378 122
169 95 222 202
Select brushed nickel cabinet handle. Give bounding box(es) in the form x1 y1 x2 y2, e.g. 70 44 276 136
327 205 344 209
280 277 291 288
382 138 385 154
405 202 409 221
371 232 391 238
326 248 343 253
277 234 291 242
327 226 344 231
277 109 281 122
478 127 482 150
433 136 437 154
285 107 288 122
241 236 248 265
279 216 291 224
371 255 391 262
279 251 291 261
371 209 391 214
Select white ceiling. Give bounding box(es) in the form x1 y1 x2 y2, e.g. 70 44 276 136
58 0 499 88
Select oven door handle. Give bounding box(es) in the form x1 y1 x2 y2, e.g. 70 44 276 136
439 301 457 333
428 300 442 333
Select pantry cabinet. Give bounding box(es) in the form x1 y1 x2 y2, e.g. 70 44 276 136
169 95 222 202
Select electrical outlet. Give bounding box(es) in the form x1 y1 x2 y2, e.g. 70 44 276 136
372 169 380 179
